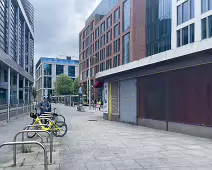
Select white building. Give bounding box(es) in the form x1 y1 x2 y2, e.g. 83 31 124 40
35 57 79 102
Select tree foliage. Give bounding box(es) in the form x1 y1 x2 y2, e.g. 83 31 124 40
54 74 80 95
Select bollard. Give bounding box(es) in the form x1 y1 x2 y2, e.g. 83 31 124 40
7 104 10 123
15 104 18 119
22 103 24 116
50 124 53 164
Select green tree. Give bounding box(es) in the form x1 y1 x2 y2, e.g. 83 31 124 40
71 77 80 95
32 87 38 101
54 74 73 95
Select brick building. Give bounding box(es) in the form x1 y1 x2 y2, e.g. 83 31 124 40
79 0 146 100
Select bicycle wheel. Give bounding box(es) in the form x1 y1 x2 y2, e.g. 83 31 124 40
26 123 38 138
55 114 65 123
53 121 67 137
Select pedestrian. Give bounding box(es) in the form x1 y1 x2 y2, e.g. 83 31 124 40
94 99 97 110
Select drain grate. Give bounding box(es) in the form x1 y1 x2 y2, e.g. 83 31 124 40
88 120 97 121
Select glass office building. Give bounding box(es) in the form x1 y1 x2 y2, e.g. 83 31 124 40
0 0 34 104
35 57 79 102
146 0 172 56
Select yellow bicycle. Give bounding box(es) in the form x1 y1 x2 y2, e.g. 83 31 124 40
26 111 67 138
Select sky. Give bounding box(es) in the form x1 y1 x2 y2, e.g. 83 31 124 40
30 0 101 64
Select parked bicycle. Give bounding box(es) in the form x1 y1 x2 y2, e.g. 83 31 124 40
26 108 67 138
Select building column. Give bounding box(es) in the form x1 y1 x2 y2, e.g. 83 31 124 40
16 73 19 104
23 77 25 104
27 81 29 103
7 0 11 55
28 31 31 72
7 67 11 122
16 7 20 65
23 21 26 70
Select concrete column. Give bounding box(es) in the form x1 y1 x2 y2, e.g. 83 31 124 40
23 77 25 104
16 8 20 65
16 73 19 104
7 0 11 55
7 67 10 122
28 31 31 72
23 21 26 70
27 81 29 103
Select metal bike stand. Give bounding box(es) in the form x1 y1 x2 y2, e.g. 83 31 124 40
13 130 53 164
0 141 48 170
24 124 51 143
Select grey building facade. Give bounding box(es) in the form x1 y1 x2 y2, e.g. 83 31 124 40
35 57 79 102
0 0 34 104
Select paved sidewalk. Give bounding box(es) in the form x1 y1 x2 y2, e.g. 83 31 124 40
1 104 212 169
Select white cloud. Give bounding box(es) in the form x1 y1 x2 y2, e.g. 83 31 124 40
30 0 101 64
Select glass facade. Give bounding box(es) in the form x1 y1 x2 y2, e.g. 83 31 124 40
123 33 130 64
68 66 75 77
123 0 131 32
44 64 52 75
44 77 52 88
113 55 120 67
114 8 120 23
177 23 195 47
146 0 172 56
0 0 5 51
114 39 120 53
201 15 212 39
202 0 212 13
202 18 207 39
56 65 64 75
114 24 120 38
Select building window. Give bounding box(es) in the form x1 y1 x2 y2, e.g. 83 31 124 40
106 59 112 70
123 0 131 32
190 23 195 42
114 24 120 38
202 0 207 13
106 44 112 57
100 48 105 61
95 28 99 38
182 1 189 23
101 35 105 47
68 66 75 77
182 26 188 45
95 40 99 50
177 0 194 25
100 62 105 72
107 30 112 43
123 33 130 64
95 65 99 73
114 8 120 23
56 65 64 75
101 22 105 34
114 39 120 53
91 33 94 42
44 64 52 75
210 0 212 10
44 77 52 88
91 21 94 31
146 0 171 56
107 16 112 29
177 23 195 47
202 18 207 39
177 5 182 25
91 67 95 77
190 0 194 18
96 52 99 63
113 55 120 67
209 15 212 37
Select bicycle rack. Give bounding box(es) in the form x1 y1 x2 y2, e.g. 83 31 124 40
24 124 51 143
13 130 53 164
0 141 48 170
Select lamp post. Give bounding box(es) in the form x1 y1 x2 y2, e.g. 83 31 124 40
89 55 91 110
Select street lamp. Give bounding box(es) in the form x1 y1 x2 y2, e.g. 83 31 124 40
88 54 95 110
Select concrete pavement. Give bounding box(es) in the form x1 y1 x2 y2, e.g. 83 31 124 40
1 104 212 169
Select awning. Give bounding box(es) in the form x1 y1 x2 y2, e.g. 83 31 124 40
94 81 104 88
